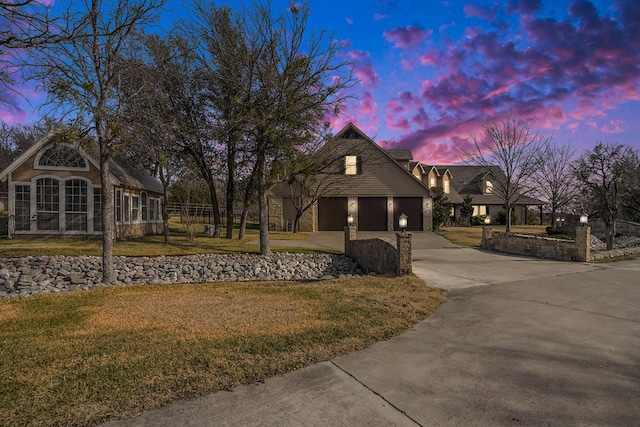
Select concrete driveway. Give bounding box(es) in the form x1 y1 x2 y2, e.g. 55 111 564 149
104 232 640 426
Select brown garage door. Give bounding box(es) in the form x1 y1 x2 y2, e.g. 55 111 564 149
393 197 423 231
358 197 387 231
318 197 348 231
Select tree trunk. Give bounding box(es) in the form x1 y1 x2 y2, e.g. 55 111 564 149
506 206 513 233
225 143 236 239
99 141 116 285
257 138 270 255
158 166 171 244
238 205 248 240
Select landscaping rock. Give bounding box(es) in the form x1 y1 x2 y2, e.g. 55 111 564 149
0 253 363 299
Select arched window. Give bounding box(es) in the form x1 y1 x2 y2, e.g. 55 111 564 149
37 145 87 169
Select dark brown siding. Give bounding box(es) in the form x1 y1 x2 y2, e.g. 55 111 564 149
358 197 387 231
318 197 348 231
393 197 423 231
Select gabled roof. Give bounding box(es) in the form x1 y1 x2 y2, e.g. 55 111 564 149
385 149 413 162
328 123 432 194
0 132 163 193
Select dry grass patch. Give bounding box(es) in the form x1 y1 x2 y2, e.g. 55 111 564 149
0 276 444 427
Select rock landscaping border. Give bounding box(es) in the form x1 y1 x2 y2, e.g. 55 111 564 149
0 253 364 299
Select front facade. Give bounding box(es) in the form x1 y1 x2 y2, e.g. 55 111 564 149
0 134 164 239
269 123 434 232
416 164 542 225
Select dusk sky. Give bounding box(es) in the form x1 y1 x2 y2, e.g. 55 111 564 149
3 0 639 164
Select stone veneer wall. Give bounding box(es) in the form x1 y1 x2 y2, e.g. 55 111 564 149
482 227 590 262
485 234 578 261
348 238 399 274
344 227 412 275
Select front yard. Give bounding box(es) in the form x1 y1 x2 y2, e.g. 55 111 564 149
0 221 445 427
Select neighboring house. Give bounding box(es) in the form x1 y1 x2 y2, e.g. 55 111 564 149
415 164 543 224
269 123 434 232
0 133 164 239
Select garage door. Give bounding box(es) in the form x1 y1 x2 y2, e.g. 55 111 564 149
358 197 387 231
393 197 423 231
318 197 348 231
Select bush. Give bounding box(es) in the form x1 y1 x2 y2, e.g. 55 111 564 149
498 209 518 225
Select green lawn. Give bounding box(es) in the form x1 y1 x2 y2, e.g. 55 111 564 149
0 276 445 427
0 219 312 257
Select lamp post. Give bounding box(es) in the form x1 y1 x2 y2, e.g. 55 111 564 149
580 214 588 226
399 213 408 232
484 216 491 225
347 213 354 226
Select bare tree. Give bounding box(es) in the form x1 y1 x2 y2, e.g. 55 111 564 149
30 0 165 284
533 141 576 227
190 1 353 254
573 142 639 250
465 115 549 233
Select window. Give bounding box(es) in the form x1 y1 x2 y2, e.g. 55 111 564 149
485 180 493 194
443 178 450 194
123 194 130 222
37 145 87 169
36 178 59 230
156 199 161 221
149 197 156 221
65 179 88 231
132 195 139 221
472 205 487 216
141 192 148 221
115 190 122 223
14 185 31 231
344 156 361 175
93 187 102 232
429 176 436 187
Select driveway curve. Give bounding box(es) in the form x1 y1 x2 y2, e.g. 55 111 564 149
104 232 640 427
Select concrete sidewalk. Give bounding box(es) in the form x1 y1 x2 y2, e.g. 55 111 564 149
103 233 640 426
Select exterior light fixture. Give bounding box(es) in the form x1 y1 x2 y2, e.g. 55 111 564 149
484 216 491 225
399 213 408 232
580 214 588 226
347 213 354 226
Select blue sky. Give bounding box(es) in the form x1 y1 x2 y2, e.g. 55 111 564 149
3 0 639 164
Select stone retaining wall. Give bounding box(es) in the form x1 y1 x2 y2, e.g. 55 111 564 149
348 238 399 274
0 253 363 299
483 233 579 261
344 227 412 275
588 219 640 239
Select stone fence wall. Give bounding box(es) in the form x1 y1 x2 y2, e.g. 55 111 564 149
482 226 590 262
344 226 412 275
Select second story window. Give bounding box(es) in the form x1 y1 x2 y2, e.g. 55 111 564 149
485 180 493 194
344 155 362 175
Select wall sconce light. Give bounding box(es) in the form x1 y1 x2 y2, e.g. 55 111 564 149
399 213 408 232
484 216 491 225
347 213 354 226
580 214 588 226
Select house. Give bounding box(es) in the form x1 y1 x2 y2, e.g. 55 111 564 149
415 164 543 225
0 132 164 239
268 123 434 232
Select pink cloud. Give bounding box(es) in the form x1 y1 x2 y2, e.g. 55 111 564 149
463 4 496 21
346 17 353 25
601 119 626 134
348 50 380 88
359 91 377 115
383 25 432 49
373 13 389 21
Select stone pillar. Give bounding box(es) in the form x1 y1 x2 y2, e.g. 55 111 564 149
575 226 591 262
481 225 493 249
344 225 356 256
396 232 412 275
